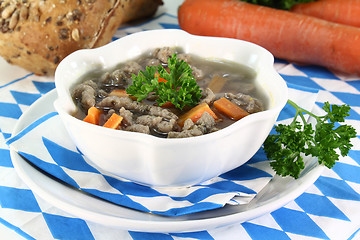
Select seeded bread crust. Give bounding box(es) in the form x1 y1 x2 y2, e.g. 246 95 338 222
0 0 162 75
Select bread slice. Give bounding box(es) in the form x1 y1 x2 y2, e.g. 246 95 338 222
0 0 163 75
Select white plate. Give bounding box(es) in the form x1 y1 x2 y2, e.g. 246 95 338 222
10 90 324 233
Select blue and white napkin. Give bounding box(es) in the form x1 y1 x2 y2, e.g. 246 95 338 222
7 84 319 217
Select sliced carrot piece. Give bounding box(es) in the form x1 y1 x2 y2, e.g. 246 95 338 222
208 75 227 93
103 113 123 129
83 106 101 125
158 77 167 83
213 97 249 120
109 89 130 98
155 72 167 83
160 101 174 108
178 103 218 127
110 89 137 100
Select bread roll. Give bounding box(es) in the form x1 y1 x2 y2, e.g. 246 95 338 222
0 0 163 75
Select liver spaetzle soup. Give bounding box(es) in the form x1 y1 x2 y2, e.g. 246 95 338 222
71 47 267 138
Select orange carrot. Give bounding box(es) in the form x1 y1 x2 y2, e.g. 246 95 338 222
110 89 137 101
178 0 360 75
154 73 173 107
83 106 101 125
208 75 227 93
160 101 174 108
155 72 167 83
213 97 249 120
109 89 130 98
103 113 123 129
178 103 218 127
291 0 360 28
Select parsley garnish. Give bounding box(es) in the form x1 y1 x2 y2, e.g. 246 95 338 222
126 54 202 110
263 100 357 178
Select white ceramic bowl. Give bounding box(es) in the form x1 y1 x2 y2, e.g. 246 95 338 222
54 29 288 187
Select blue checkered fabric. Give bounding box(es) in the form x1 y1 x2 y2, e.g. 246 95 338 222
1 7 360 240
6 83 317 218
6 109 275 217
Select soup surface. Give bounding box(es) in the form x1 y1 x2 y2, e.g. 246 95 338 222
71 47 267 138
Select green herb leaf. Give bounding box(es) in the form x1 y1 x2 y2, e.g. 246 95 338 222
126 53 202 110
239 0 316 10
263 100 357 178
126 66 158 102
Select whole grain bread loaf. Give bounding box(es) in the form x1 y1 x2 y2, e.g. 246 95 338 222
0 0 163 75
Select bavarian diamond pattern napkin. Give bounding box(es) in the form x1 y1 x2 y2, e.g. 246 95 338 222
6 84 318 217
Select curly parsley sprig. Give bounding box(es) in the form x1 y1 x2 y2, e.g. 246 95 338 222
126 54 202 110
263 100 357 179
